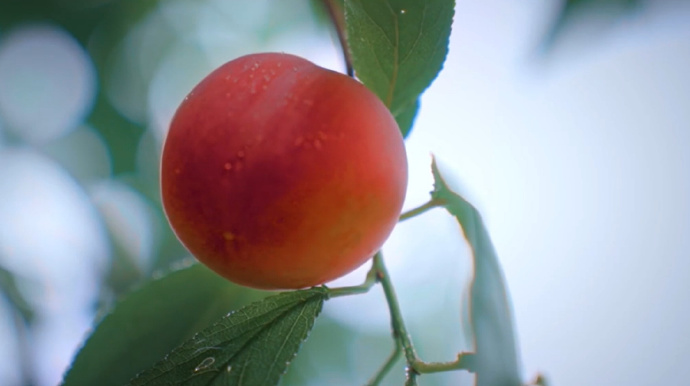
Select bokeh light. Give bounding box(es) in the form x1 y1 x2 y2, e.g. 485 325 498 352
0 24 96 144
39 126 111 184
90 180 158 273
0 148 108 385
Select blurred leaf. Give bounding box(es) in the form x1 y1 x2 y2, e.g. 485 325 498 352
344 0 454 137
0 266 34 323
281 315 354 384
129 287 328 386
430 158 522 386
0 0 159 52
542 0 641 53
88 92 146 175
84 0 161 175
102 226 145 297
63 262 266 386
0 0 106 42
151 218 192 272
282 313 406 386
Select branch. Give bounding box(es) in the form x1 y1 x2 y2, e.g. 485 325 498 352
399 198 445 222
322 0 353 76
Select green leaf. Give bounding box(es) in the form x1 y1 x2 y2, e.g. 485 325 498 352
345 0 454 137
430 158 522 386
63 262 266 386
129 287 328 386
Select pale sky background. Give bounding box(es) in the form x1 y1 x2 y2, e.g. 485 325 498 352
0 0 689 385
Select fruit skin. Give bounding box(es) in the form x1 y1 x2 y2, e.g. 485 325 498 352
161 53 407 290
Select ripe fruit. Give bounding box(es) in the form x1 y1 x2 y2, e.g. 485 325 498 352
161 53 407 289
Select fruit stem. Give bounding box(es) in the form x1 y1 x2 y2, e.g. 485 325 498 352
398 198 445 222
326 260 378 297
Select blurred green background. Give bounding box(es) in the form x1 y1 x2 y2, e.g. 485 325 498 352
1 1 689 385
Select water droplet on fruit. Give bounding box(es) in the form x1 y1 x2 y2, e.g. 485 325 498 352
293 136 304 146
262 85 267 90
263 75 270 81
223 162 232 170
292 67 298 72
174 168 181 174
277 62 282 67
317 131 328 140
303 100 313 106
223 231 235 241
194 357 215 372
314 139 323 150
237 150 245 158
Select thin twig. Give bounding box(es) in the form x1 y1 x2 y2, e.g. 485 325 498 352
328 197 471 381
404 367 419 386
366 342 402 386
327 258 378 298
412 352 475 374
399 198 444 222
374 252 475 376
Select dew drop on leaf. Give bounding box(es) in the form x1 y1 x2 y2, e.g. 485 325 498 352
194 357 215 373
